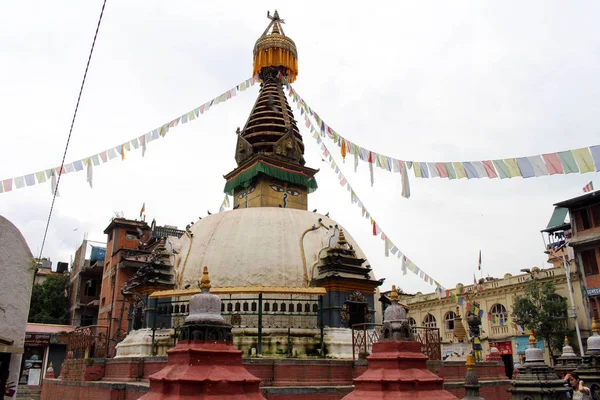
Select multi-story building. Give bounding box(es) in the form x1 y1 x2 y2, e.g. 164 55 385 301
67 240 105 327
397 266 590 379
553 190 600 318
33 258 67 285
97 218 185 356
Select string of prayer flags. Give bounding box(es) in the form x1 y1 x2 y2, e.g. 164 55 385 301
1 76 258 195
307 115 447 292
282 81 600 195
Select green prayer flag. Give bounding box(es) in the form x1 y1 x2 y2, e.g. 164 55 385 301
444 162 456 179
492 160 510 179
557 151 579 174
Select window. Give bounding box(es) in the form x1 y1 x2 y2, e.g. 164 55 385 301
408 317 417 334
227 303 233 312
444 311 456 331
235 302 241 312
423 314 436 328
264 303 270 312
272 303 278 312
592 204 600 227
243 302 249 312
582 249 599 276
289 303 295 312
312 304 319 313
280 303 286 312
490 304 508 326
577 209 592 231
81 315 94 327
101 297 106 307
251 302 257 312
126 231 138 240
304 303 311 313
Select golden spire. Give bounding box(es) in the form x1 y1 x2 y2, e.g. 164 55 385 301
389 285 398 302
200 266 211 291
466 354 475 370
564 336 570 346
528 333 536 346
593 318 599 334
253 10 298 82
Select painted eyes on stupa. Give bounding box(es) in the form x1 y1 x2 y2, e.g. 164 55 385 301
237 185 256 198
270 184 301 196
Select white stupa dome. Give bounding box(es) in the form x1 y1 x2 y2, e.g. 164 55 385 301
172 207 374 289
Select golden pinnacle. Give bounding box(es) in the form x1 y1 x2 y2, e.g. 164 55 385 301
529 333 536 345
389 285 399 302
564 336 570 346
200 266 211 290
466 354 475 370
593 318 599 334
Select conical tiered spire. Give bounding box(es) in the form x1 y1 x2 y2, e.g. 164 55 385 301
224 11 318 210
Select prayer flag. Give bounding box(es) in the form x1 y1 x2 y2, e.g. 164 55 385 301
427 162 440 178
557 151 579 174
515 157 534 178
492 159 510 179
542 153 563 175
453 162 467 179
482 160 498 178
140 203 145 217
583 182 594 193
35 171 46 184
472 161 487 178
435 163 449 178
444 162 457 179
589 145 600 171
572 147 595 173
420 162 429 178
528 155 548 177
24 174 35 186
504 158 521 177
462 162 477 179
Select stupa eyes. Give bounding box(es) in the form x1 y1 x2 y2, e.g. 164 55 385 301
237 185 256 198
287 189 300 196
270 184 285 193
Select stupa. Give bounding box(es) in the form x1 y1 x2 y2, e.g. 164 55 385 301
343 286 457 399
573 319 600 397
119 10 383 359
140 267 265 399
554 337 581 377
508 334 570 399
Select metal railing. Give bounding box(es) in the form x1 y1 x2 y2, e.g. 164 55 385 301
66 325 109 359
351 324 441 361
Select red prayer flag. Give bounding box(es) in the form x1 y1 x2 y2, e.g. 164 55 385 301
542 153 564 175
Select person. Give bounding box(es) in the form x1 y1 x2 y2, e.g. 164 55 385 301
564 373 591 399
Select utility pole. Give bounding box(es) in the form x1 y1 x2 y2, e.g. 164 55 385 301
560 244 585 357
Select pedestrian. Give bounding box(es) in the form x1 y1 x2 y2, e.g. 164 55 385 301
564 373 591 399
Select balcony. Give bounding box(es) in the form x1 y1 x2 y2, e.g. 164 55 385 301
490 325 510 337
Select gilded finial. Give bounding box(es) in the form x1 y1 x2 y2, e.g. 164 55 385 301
389 285 398 302
254 10 298 82
456 306 461 317
466 354 475 370
564 336 570 346
200 266 211 291
593 318 599 334
529 333 536 346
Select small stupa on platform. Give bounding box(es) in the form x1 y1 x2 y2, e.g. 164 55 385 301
555 337 581 377
342 285 457 399
486 344 503 363
508 333 570 400
462 354 484 400
140 267 265 399
573 318 600 397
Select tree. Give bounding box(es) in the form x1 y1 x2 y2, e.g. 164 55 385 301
512 279 571 363
28 275 70 324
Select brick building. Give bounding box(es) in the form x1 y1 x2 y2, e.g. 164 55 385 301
553 190 600 319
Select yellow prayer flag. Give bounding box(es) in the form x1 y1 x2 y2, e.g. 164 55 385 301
504 158 521 177
414 162 422 178
453 162 467 179
121 145 125 160
572 147 595 173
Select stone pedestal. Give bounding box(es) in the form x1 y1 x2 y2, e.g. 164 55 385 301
344 341 458 399
115 328 174 358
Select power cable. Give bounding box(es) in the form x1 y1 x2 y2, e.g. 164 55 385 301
37 0 108 263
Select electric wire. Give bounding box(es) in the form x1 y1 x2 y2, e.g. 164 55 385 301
37 0 108 263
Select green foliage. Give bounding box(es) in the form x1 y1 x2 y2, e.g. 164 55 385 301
512 280 571 357
28 274 69 324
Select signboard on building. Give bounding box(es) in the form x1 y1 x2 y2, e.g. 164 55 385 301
587 288 600 297
441 343 470 362
494 341 513 355
24 333 50 347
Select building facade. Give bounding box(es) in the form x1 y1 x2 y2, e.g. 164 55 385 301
67 240 105 327
398 266 591 378
553 191 600 319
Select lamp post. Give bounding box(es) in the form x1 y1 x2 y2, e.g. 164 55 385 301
560 245 585 357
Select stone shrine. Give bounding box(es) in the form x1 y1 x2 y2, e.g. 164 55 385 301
342 286 457 399
508 334 570 400
573 319 600 397
554 337 581 378
139 267 264 399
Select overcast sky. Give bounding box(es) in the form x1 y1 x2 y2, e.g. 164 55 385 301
1 1 599 294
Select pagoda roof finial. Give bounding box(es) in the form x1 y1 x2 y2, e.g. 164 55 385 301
389 285 399 302
254 10 298 82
